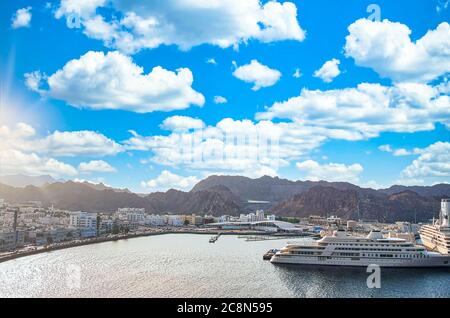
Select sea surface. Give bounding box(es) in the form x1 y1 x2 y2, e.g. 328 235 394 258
0 234 449 298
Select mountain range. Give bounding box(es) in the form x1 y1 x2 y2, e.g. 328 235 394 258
0 174 448 223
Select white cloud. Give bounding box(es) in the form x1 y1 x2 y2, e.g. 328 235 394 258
0 123 123 157
293 68 302 78
0 149 77 177
35 131 123 157
11 7 32 29
401 142 450 181
54 0 305 53
24 71 45 92
214 96 228 104
141 170 199 192
378 144 419 156
378 144 393 153
393 148 412 156
125 118 325 177
233 60 281 90
0 123 125 178
313 59 341 83
55 0 106 19
345 19 450 83
26 51 205 113
79 160 116 173
296 160 363 183
256 82 450 140
206 58 217 65
160 116 205 132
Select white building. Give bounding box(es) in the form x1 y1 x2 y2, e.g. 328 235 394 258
70 212 97 229
166 215 184 227
117 208 146 223
0 231 25 252
117 208 145 215
69 212 97 237
256 210 265 222
145 214 166 227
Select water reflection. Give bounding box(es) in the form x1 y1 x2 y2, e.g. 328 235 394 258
0 234 448 298
273 264 450 298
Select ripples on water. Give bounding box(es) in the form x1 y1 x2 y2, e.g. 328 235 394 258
0 234 449 298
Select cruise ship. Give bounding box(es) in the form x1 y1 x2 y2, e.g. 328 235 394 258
270 229 450 268
420 199 450 255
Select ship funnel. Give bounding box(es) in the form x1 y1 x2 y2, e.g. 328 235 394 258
441 199 450 227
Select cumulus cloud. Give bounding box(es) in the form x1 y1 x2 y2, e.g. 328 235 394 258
54 0 305 53
0 123 125 177
293 68 302 78
24 71 45 93
314 59 341 83
233 60 281 90
378 144 393 153
0 123 123 157
78 160 116 173
141 170 199 192
378 144 418 156
401 142 450 181
214 96 228 104
34 131 123 157
206 58 217 65
26 51 205 113
160 116 205 132
55 0 106 19
0 149 77 177
345 19 450 83
11 7 32 29
256 82 450 140
296 160 363 183
125 117 325 177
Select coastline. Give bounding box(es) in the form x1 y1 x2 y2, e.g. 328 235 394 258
0 229 281 264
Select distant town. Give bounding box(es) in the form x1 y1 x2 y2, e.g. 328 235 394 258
0 198 426 260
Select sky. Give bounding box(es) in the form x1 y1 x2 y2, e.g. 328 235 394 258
0 0 449 193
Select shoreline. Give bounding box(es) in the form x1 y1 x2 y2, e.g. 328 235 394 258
0 229 299 264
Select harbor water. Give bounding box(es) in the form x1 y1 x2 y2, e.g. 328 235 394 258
0 234 449 298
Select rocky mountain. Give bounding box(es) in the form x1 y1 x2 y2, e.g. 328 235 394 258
0 174 60 188
192 175 448 222
146 186 241 215
379 184 450 197
271 186 440 223
273 186 360 220
0 181 240 216
77 181 133 194
192 175 381 205
0 175 448 222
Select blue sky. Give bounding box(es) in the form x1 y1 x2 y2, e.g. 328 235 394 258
0 0 449 192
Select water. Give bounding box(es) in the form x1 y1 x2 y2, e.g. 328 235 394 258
0 234 449 298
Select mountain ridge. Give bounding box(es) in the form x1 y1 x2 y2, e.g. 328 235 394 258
0 175 448 222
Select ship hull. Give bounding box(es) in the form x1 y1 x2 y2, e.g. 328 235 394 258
270 255 450 268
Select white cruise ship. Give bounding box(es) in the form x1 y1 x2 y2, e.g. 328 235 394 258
270 229 450 268
420 199 450 255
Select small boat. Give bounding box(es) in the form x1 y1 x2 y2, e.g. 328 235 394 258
209 233 221 243
263 249 279 260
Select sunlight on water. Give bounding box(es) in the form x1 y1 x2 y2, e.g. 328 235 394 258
0 234 449 298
